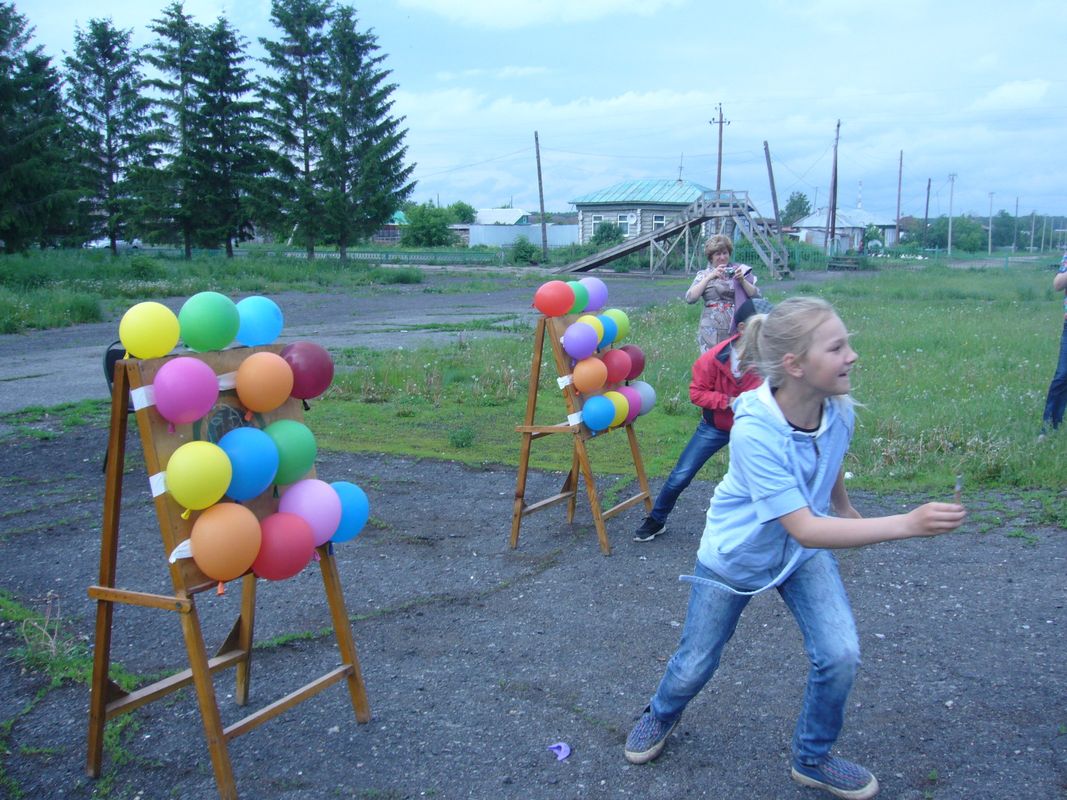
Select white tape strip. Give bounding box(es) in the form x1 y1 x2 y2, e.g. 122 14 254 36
149 472 167 497
217 371 237 391
556 374 573 389
566 412 582 426
168 539 192 563
130 386 155 410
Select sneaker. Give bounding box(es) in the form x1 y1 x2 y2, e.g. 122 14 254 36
791 756 880 799
633 516 666 542
623 708 678 764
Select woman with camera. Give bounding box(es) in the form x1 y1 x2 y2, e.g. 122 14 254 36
684 233 760 352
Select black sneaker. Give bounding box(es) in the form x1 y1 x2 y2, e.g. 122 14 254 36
633 516 666 542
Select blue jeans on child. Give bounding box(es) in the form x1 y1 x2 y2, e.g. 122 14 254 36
1042 320 1067 431
649 418 730 523
647 550 860 766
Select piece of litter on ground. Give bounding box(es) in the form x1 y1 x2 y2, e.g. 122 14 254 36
548 742 571 761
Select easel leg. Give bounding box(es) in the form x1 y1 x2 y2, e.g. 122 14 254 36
626 425 653 512
318 545 371 723
574 437 611 555
510 431 533 549
565 446 579 523
234 573 257 706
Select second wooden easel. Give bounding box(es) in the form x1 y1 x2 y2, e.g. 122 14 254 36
510 315 651 555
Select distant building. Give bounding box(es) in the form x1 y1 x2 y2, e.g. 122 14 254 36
570 179 713 244
475 208 530 225
371 209 408 245
789 206 898 251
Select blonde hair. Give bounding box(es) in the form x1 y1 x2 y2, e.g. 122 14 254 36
737 296 838 388
704 234 733 260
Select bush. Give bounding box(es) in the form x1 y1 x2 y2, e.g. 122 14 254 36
510 236 541 265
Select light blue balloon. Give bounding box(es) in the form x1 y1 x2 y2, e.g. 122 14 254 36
218 426 279 501
330 481 370 543
581 395 615 432
236 296 284 346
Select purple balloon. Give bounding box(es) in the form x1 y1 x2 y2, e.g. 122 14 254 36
153 357 219 426
617 385 642 425
279 479 342 547
562 322 599 360
579 277 608 312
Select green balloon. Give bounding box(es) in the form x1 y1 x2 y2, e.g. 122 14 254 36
603 308 630 342
264 419 317 485
179 291 240 352
566 281 589 314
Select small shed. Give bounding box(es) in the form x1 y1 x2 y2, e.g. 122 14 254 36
570 179 712 244
475 208 530 225
789 206 898 251
371 210 408 245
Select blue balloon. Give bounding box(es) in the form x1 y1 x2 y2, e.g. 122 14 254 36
218 426 279 501
596 314 618 348
330 481 370 543
581 395 615 432
236 296 284 346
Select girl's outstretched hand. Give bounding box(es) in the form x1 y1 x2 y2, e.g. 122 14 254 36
905 502 967 537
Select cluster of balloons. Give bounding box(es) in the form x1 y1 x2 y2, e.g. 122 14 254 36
531 277 658 434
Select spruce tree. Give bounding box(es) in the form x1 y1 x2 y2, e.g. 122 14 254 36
318 6 414 260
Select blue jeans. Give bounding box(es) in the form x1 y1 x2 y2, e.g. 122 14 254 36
1042 320 1067 431
647 551 860 765
649 419 730 523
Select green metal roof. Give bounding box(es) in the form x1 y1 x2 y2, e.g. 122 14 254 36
570 179 712 206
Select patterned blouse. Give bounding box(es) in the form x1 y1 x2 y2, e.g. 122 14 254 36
685 264 758 353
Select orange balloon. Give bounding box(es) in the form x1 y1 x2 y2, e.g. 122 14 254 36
572 357 607 394
236 351 294 415
189 502 262 581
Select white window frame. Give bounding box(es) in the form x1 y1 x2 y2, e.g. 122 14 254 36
617 214 629 236
590 214 603 238
652 214 666 230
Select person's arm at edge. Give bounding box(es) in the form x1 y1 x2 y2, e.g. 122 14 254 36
780 501 966 549
1053 270 1067 292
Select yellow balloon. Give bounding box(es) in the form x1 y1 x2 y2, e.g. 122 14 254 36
603 309 630 342
119 301 180 359
577 314 604 342
166 441 232 515
604 390 628 427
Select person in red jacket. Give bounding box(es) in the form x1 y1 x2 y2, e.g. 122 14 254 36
634 299 767 541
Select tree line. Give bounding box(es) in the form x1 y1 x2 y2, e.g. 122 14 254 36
0 0 414 258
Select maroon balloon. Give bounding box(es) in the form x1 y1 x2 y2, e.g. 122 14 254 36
619 344 645 380
281 341 334 400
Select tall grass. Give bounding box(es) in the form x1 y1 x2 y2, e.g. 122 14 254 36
311 263 1067 491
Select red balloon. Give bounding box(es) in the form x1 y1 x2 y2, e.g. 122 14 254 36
533 281 575 317
601 349 633 384
619 344 645 380
252 512 315 580
281 341 335 400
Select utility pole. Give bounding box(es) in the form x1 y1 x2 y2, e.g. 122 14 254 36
534 131 548 261
895 150 903 247
1030 211 1036 253
764 140 784 248
1012 196 1019 253
709 103 729 193
988 192 994 255
947 173 956 256
824 120 840 255
922 178 931 249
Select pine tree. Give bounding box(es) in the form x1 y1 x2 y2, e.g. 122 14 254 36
64 18 155 254
318 6 414 260
0 3 74 252
144 1 203 258
259 0 332 258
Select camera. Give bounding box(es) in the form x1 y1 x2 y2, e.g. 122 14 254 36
724 266 736 278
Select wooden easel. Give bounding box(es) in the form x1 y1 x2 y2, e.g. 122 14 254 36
86 347 369 800
510 315 652 555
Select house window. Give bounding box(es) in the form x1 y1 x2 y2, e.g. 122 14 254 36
617 214 629 236
652 214 665 230
590 214 604 240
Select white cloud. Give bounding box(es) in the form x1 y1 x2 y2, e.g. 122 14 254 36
435 66 549 81
969 80 1051 113
395 0 686 29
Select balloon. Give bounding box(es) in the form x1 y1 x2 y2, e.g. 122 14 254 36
617 385 642 425
153 357 219 428
631 380 657 416
236 351 294 416
566 281 589 314
119 301 180 359
264 419 317 485
252 512 315 581
619 344 645 380
166 441 232 516
596 314 618 348
279 479 342 547
604 390 628 427
179 291 240 352
581 394 615 432
579 277 608 312
235 296 284 346
330 481 370 543
190 502 262 581
576 314 604 342
533 281 575 317
562 322 599 360
603 309 630 342
571 357 607 394
281 341 335 400
601 349 632 384
218 426 279 501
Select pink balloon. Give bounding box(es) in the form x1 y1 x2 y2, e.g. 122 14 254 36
153 357 219 426
617 386 642 425
278 478 342 546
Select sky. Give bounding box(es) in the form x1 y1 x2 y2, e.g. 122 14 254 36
17 0 1067 224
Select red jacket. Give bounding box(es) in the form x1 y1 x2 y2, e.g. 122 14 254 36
689 333 763 432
